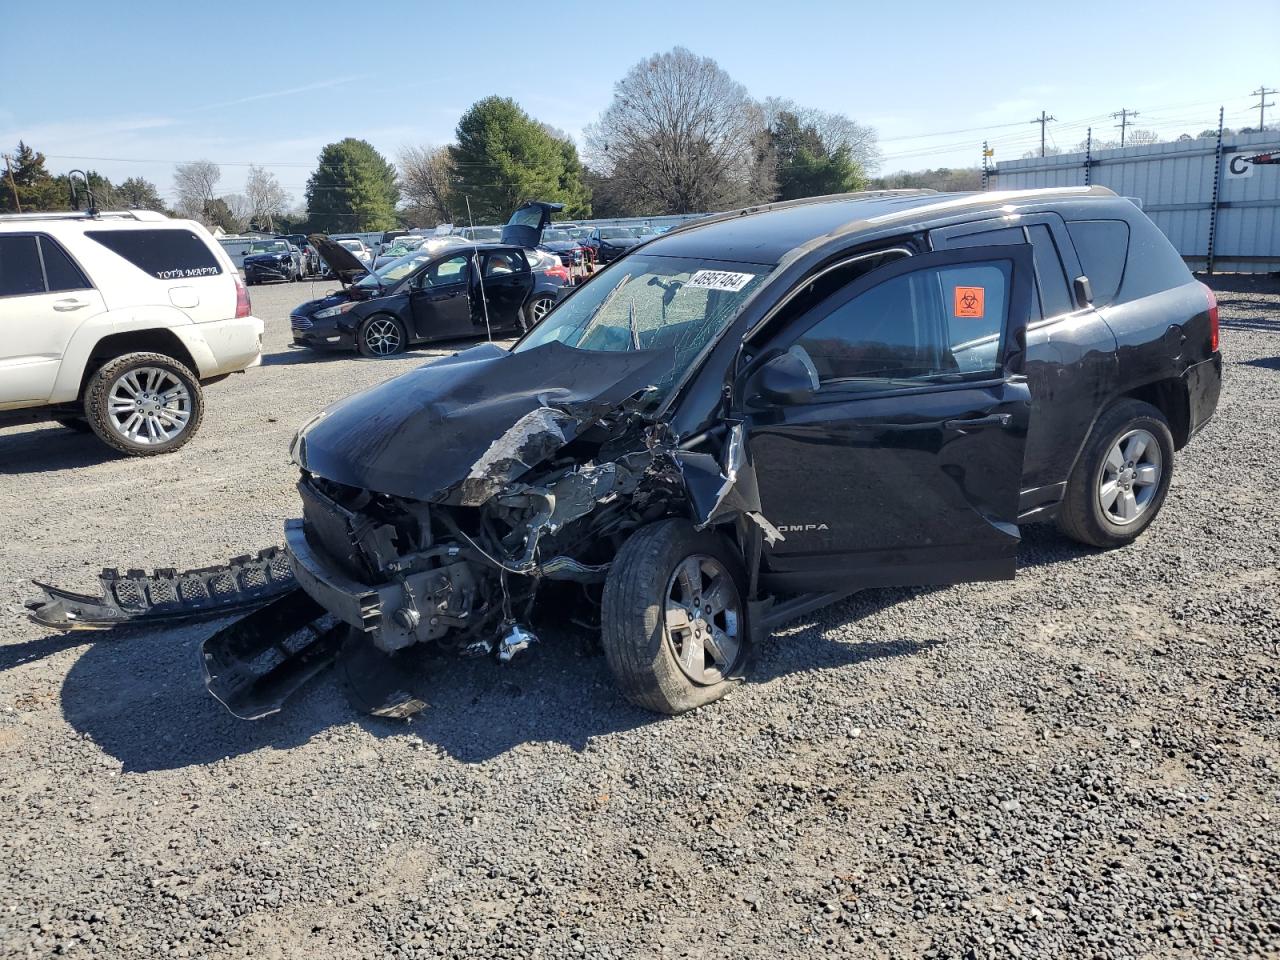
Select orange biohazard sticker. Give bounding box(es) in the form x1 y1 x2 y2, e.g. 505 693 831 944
954 286 985 318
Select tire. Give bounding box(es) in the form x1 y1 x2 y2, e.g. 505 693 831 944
54 417 94 433
357 315 407 357
601 518 751 715
528 294 555 328
83 352 204 457
1056 398 1174 548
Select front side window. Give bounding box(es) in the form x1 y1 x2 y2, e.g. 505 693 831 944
87 228 222 280
1025 224 1073 319
794 260 1011 389
422 255 470 286
0 235 45 297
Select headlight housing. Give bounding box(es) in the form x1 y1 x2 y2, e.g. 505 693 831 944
314 302 357 320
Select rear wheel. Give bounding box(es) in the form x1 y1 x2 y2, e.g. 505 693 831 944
601 519 750 715
1056 398 1174 548
528 294 555 328
357 315 407 357
84 352 204 456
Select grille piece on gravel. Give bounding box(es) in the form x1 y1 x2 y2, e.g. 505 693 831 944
25 547 297 630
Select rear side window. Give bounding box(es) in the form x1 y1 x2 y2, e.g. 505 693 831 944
1025 225 1073 319
86 228 222 280
39 237 91 292
0 235 46 296
1066 220 1129 306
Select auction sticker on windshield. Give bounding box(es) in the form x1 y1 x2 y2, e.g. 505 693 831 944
686 269 756 292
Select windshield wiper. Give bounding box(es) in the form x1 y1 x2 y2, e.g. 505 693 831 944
628 302 640 350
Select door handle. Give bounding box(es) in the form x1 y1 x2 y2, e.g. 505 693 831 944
943 413 1012 431
52 298 87 312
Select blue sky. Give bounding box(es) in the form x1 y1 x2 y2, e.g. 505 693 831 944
3 0 1276 208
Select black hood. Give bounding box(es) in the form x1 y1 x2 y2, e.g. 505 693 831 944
308 234 371 285
599 235 641 249
292 341 672 503
501 200 564 248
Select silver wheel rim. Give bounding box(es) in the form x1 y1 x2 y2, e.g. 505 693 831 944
1097 427 1162 525
364 318 401 355
531 297 552 322
664 554 742 685
107 367 192 445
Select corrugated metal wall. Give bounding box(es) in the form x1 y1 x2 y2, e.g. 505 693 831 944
992 131 1280 273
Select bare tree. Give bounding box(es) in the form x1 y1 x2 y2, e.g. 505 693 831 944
762 97 881 172
1126 129 1161 147
222 193 253 233
398 144 455 225
585 47 773 214
172 160 221 223
243 164 290 231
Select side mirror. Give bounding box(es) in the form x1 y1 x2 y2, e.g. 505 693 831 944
750 351 818 405
1073 275 1093 306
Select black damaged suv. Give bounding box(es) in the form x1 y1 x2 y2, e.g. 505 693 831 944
207 187 1222 719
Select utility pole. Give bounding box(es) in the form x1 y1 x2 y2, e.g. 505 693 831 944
1111 108 1139 147
1030 111 1056 157
1250 85 1277 130
2 153 21 213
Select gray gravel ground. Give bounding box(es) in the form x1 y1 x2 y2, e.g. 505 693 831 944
1 276 1277 959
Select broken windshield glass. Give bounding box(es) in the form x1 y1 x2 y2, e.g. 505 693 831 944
515 254 769 399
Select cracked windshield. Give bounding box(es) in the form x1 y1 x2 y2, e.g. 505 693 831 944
516 254 769 396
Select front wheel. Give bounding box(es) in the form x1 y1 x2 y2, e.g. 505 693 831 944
601 519 751 715
1056 398 1174 548
357 315 407 357
84 352 204 456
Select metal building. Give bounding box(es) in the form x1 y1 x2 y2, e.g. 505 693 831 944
991 130 1280 273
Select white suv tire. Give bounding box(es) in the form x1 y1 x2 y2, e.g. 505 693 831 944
84 352 205 456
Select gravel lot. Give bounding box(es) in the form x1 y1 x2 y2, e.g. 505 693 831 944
1 276 1277 959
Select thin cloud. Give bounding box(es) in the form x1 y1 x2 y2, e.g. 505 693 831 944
192 75 371 112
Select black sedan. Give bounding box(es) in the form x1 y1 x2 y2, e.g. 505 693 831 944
587 226 644 264
243 239 304 284
291 236 561 357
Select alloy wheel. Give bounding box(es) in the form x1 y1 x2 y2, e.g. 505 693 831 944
1097 427 1162 525
531 297 553 323
107 367 192 446
364 318 402 356
664 555 742 684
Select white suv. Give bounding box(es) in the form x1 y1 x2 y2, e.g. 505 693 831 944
0 210 264 455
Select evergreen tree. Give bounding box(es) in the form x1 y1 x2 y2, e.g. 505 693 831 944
305 138 399 233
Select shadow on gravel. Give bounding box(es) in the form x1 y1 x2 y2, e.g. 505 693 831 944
54 525 1093 773
56 617 657 772
0 631 88 671
1221 318 1280 333
1240 356 1280 370
0 426 123 475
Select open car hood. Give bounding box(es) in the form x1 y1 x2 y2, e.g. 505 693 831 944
308 234 372 285
501 200 564 248
292 341 672 504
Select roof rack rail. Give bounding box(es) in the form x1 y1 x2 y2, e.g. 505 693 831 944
0 209 169 223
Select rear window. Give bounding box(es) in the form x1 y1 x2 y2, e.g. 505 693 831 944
0 235 44 297
86 228 223 280
1065 220 1129 306
39 236 91 292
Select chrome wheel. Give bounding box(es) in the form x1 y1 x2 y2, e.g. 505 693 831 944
107 367 192 446
1097 427 1162 525
363 318 402 356
664 554 742 685
531 296 553 323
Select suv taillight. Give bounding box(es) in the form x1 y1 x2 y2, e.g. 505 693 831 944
1200 282 1219 352
235 275 252 319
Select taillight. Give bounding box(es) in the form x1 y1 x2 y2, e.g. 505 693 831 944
235 275 253 319
1200 282 1219 352
546 265 570 283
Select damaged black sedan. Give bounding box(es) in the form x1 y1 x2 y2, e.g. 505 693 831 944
193 187 1219 719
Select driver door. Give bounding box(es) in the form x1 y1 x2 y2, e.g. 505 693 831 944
743 244 1036 593
408 254 472 341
